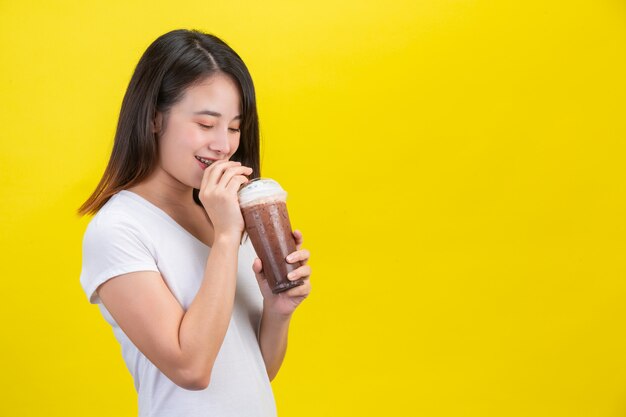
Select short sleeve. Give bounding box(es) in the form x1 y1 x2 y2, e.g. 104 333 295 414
80 213 159 304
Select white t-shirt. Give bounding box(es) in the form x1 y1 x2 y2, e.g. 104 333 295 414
80 190 277 417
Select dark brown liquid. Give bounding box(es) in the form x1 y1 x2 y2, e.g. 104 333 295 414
242 201 304 294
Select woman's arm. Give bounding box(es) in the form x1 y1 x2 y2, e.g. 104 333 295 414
98 161 252 390
98 230 242 390
254 229 312 380
258 308 292 381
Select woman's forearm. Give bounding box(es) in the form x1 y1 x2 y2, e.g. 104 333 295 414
259 307 292 380
177 232 241 388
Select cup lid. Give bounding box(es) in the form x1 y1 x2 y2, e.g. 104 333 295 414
238 178 287 207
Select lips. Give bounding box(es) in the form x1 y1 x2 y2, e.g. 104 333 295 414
195 156 216 168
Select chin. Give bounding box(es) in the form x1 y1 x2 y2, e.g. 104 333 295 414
176 176 201 193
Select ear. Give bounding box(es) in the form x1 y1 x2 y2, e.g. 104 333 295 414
152 112 163 134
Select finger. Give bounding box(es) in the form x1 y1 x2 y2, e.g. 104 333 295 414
293 229 303 249
218 165 253 190
225 173 251 194
203 161 241 189
287 264 311 281
200 160 237 192
286 248 310 264
280 280 311 298
252 258 264 275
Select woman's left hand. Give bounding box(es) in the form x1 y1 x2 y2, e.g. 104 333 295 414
252 229 312 317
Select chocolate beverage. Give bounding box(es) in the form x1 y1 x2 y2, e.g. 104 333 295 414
242 200 304 294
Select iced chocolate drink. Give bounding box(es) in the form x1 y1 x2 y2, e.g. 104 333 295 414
238 178 304 294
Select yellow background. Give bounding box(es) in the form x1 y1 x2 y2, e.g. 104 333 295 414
1 0 625 416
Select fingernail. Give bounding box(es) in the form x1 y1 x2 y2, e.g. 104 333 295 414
287 272 295 279
286 255 294 262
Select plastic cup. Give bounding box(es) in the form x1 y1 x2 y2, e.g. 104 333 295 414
238 178 304 294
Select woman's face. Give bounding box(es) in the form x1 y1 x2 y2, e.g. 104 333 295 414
155 73 242 189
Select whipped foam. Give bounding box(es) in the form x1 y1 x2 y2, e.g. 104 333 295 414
238 178 287 208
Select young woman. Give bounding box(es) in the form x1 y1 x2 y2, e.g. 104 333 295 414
78 29 312 417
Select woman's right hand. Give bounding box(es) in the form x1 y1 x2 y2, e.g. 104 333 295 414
198 160 253 238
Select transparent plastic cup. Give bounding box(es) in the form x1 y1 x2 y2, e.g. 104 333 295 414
238 178 305 294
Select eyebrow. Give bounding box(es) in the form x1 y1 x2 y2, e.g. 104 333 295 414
193 110 242 120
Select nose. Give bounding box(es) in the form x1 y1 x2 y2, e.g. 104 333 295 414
208 128 231 155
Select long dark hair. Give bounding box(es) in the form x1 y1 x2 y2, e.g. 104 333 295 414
78 29 260 215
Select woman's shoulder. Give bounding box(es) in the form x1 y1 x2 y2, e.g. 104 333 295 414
85 191 154 238
80 192 160 304
81 192 160 265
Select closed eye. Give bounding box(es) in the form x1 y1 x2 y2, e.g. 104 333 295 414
229 128 241 133
198 123 213 129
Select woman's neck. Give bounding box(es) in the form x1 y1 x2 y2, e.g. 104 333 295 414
127 168 196 212
127 168 214 246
